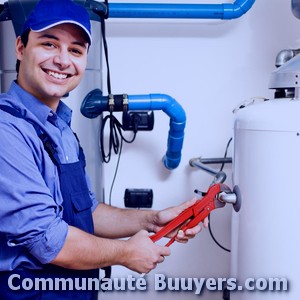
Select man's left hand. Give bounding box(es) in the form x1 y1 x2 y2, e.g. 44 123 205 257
152 198 209 244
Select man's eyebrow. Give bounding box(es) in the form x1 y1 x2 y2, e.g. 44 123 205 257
38 33 59 41
38 33 87 49
72 41 88 49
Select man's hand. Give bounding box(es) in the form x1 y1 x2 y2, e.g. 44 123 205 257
152 198 209 244
122 230 171 274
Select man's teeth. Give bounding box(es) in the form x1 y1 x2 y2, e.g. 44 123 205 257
48 71 68 79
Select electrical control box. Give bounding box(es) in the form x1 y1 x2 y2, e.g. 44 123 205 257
124 188 153 208
122 111 154 131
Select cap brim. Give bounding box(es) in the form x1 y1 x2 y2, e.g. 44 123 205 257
31 20 92 45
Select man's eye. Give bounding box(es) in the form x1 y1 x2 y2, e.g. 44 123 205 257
71 49 83 55
42 42 55 48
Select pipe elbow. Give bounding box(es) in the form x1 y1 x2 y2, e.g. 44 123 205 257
150 94 186 123
274 49 300 68
223 0 255 19
81 91 186 170
149 94 186 170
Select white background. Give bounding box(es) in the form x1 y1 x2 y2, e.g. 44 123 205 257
1 0 299 299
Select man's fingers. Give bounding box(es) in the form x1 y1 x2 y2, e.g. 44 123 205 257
202 217 209 228
160 246 171 257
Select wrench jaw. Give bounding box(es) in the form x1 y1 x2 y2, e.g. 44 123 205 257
150 183 241 247
220 183 232 194
217 184 242 212
215 198 226 209
214 183 233 208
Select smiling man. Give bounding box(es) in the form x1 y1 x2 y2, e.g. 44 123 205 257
0 0 206 299
16 23 88 110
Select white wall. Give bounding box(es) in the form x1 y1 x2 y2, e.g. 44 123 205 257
100 0 299 299
1 0 299 299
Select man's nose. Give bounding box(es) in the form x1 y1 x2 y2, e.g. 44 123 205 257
53 49 71 69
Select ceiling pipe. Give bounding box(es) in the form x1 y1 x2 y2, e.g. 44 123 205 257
107 0 255 19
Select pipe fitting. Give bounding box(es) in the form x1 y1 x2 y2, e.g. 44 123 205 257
223 0 255 19
274 49 300 68
219 186 242 212
81 89 186 170
189 157 227 184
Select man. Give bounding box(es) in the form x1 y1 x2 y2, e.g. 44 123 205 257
0 0 206 299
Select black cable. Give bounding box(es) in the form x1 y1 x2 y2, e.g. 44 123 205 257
208 214 230 252
100 113 137 163
97 0 115 282
208 137 233 253
108 137 122 206
100 17 111 95
220 137 232 171
99 12 140 204
98 0 139 161
98 1 138 183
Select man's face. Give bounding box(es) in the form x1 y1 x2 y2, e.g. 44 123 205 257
16 23 89 109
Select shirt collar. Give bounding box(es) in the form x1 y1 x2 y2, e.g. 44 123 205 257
56 101 72 126
8 81 72 125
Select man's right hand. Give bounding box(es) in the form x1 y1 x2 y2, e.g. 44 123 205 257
122 230 171 274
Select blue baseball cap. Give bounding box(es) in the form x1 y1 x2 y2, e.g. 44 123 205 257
22 0 92 45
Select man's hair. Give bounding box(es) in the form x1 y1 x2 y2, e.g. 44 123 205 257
16 29 30 74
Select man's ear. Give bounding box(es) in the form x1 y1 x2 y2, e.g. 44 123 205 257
15 36 24 61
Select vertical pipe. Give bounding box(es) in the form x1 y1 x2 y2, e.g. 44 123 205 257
128 94 186 170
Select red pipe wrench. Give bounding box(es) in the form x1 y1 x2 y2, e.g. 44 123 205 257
150 183 231 247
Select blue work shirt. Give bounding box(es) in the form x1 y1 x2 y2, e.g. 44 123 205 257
0 81 99 271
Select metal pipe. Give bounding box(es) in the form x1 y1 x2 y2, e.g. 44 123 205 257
108 0 255 19
189 157 227 183
198 157 232 165
219 192 237 204
275 49 300 68
81 89 186 170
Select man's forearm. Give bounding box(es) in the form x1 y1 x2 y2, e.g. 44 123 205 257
51 225 170 274
51 225 128 270
92 203 158 239
51 204 159 270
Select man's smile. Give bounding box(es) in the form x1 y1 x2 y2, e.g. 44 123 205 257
43 69 72 80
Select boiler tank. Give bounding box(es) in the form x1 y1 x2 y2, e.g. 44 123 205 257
231 97 300 299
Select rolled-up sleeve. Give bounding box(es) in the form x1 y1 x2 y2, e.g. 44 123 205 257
8 218 69 265
0 115 68 265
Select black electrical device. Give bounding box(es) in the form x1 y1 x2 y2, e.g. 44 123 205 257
124 189 153 208
122 111 154 131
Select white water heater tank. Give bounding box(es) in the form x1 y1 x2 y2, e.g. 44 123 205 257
231 97 300 299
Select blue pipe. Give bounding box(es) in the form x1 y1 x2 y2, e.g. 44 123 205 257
81 90 186 170
108 0 255 19
129 94 186 170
